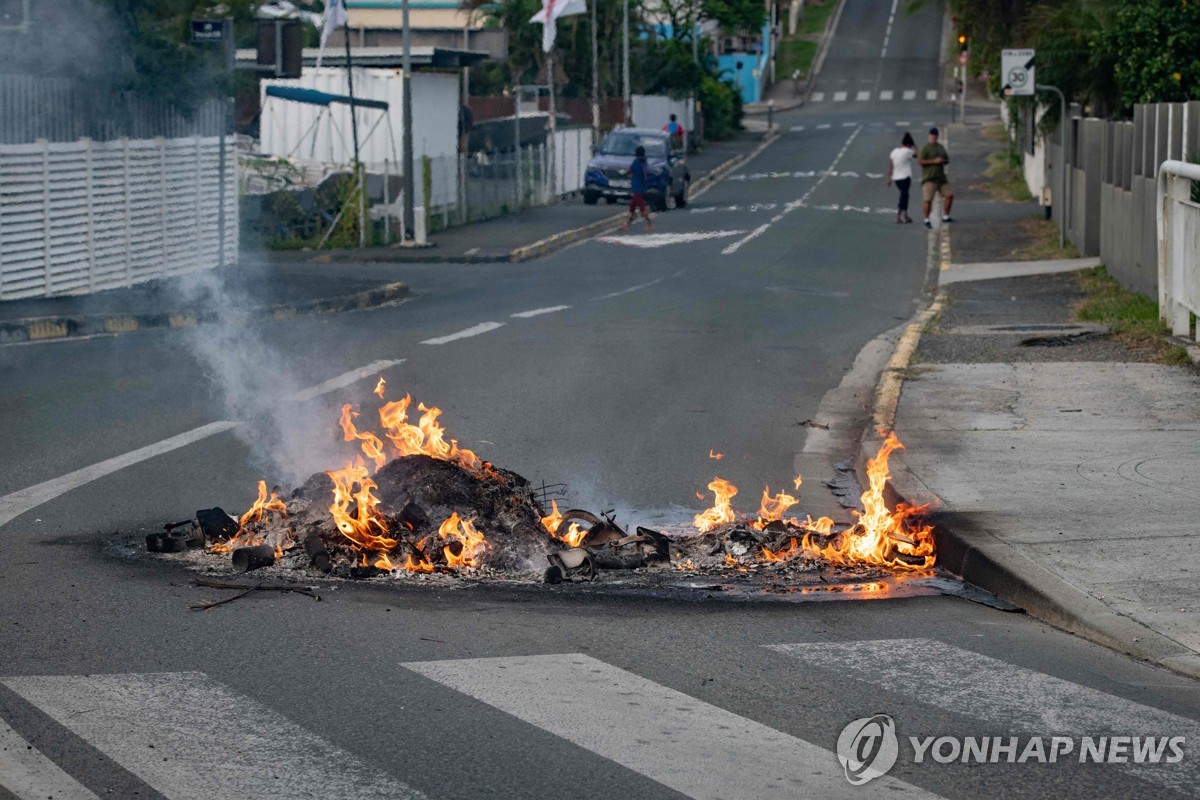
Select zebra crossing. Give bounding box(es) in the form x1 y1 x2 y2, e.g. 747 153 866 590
2 639 1196 800
810 89 940 103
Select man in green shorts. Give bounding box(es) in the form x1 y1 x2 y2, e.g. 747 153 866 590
918 127 954 229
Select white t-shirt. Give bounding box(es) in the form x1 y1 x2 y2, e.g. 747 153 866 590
890 146 915 181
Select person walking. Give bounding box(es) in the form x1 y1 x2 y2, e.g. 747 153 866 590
886 132 917 224
620 145 655 232
918 127 954 229
663 113 685 150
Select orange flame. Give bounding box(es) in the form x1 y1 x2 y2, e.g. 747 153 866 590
562 522 587 548
374 552 395 571
724 552 737 566
403 552 435 573
374 376 386 398
540 499 564 534
709 450 724 460
377 392 482 471
676 558 698 571
751 484 800 530
793 474 803 491
326 457 397 553
339 404 387 471
693 477 738 532
438 512 487 569
761 537 801 562
801 433 935 570
210 480 288 554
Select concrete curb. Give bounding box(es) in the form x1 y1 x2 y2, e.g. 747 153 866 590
509 133 780 263
857 294 1200 681
0 281 410 345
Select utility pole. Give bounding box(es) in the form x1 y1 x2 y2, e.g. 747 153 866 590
342 20 364 247
590 0 599 137
622 0 630 124
547 51 557 197
401 0 415 242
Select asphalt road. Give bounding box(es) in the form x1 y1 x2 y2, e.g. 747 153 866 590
2 1 1199 798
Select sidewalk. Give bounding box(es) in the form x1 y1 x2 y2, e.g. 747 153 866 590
0 130 767 343
877 112 1200 678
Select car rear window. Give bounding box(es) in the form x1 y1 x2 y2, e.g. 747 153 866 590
599 133 668 158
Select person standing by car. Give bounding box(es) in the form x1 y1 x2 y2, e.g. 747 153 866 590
620 145 655 232
663 114 685 150
918 127 954 228
886 132 917 224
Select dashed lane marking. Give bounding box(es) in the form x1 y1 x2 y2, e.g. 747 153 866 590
510 305 572 318
420 321 505 345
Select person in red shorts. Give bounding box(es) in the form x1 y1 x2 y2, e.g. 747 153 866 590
620 145 655 232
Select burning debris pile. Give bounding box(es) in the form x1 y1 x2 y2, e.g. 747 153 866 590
151 380 936 586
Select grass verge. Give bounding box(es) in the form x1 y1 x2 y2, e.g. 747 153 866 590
778 39 819 80
981 126 1033 203
1010 215 1080 261
1075 266 1193 365
799 0 838 35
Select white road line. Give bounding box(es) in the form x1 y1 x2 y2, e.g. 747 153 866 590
769 639 1200 796
790 125 805 131
597 230 745 248
420 321 505 345
510 305 571 318
842 121 856 127
926 89 938 101
811 91 825 102
833 91 847 102
816 123 832 130
0 359 398 529
403 654 942 800
855 90 870 102
0 421 238 528
903 90 916 101
592 277 664 301
287 358 405 402
895 119 911 126
879 90 894 101
723 126 862 255
2 672 426 800
0 715 98 800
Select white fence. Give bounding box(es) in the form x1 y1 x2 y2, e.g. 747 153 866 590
0 136 236 300
1157 160 1200 342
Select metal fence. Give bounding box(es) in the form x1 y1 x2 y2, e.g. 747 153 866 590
1156 161 1200 343
0 136 237 300
0 75 226 145
422 127 593 229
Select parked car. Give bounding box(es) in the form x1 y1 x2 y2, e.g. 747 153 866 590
583 128 690 211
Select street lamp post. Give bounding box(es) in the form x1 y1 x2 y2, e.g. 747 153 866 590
401 0 415 242
622 0 630 124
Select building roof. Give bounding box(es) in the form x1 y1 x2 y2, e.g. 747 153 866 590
235 45 490 70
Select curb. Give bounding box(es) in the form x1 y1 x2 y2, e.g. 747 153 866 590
858 292 1200 681
800 0 849 106
0 281 410 345
509 133 780 263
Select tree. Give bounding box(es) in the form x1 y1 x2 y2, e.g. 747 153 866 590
1103 0 1200 110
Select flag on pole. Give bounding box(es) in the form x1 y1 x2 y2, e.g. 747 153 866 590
317 0 349 68
530 0 587 53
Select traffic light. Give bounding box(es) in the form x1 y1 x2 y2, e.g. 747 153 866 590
958 33 968 53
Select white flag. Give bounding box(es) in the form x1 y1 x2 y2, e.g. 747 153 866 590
530 0 587 54
317 0 349 68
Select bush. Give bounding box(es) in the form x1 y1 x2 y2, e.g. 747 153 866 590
699 76 741 140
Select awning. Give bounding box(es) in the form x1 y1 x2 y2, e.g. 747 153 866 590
264 85 389 111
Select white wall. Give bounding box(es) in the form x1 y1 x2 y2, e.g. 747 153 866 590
0 136 236 300
260 69 459 171
631 95 695 132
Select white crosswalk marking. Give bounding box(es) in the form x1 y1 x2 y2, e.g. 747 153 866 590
856 90 870 101
404 653 943 800
1 672 426 800
0 716 98 800
812 91 825 102
879 90 894 101
833 91 847 102
903 90 916 101
768 639 1200 797
926 89 938 101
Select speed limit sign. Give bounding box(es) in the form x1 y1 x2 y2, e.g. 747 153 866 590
1002 49 1035 96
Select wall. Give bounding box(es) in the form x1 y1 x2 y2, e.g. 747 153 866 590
1020 100 1200 298
0 136 237 300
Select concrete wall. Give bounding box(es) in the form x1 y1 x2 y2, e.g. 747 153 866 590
1020 100 1200 298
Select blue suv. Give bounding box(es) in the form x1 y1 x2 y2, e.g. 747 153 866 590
583 128 690 211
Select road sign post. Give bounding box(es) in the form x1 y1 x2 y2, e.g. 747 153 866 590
1001 49 1035 96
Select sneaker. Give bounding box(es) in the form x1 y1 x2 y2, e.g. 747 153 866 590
942 216 954 223
923 220 933 229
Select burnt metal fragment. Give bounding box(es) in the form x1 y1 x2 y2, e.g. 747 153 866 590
196 507 239 544
302 530 332 573
231 545 276 573
545 548 596 583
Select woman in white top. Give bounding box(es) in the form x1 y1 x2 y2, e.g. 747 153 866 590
886 132 917 224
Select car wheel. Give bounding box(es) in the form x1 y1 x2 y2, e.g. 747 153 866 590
583 190 600 205
606 196 619 205
650 192 668 213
